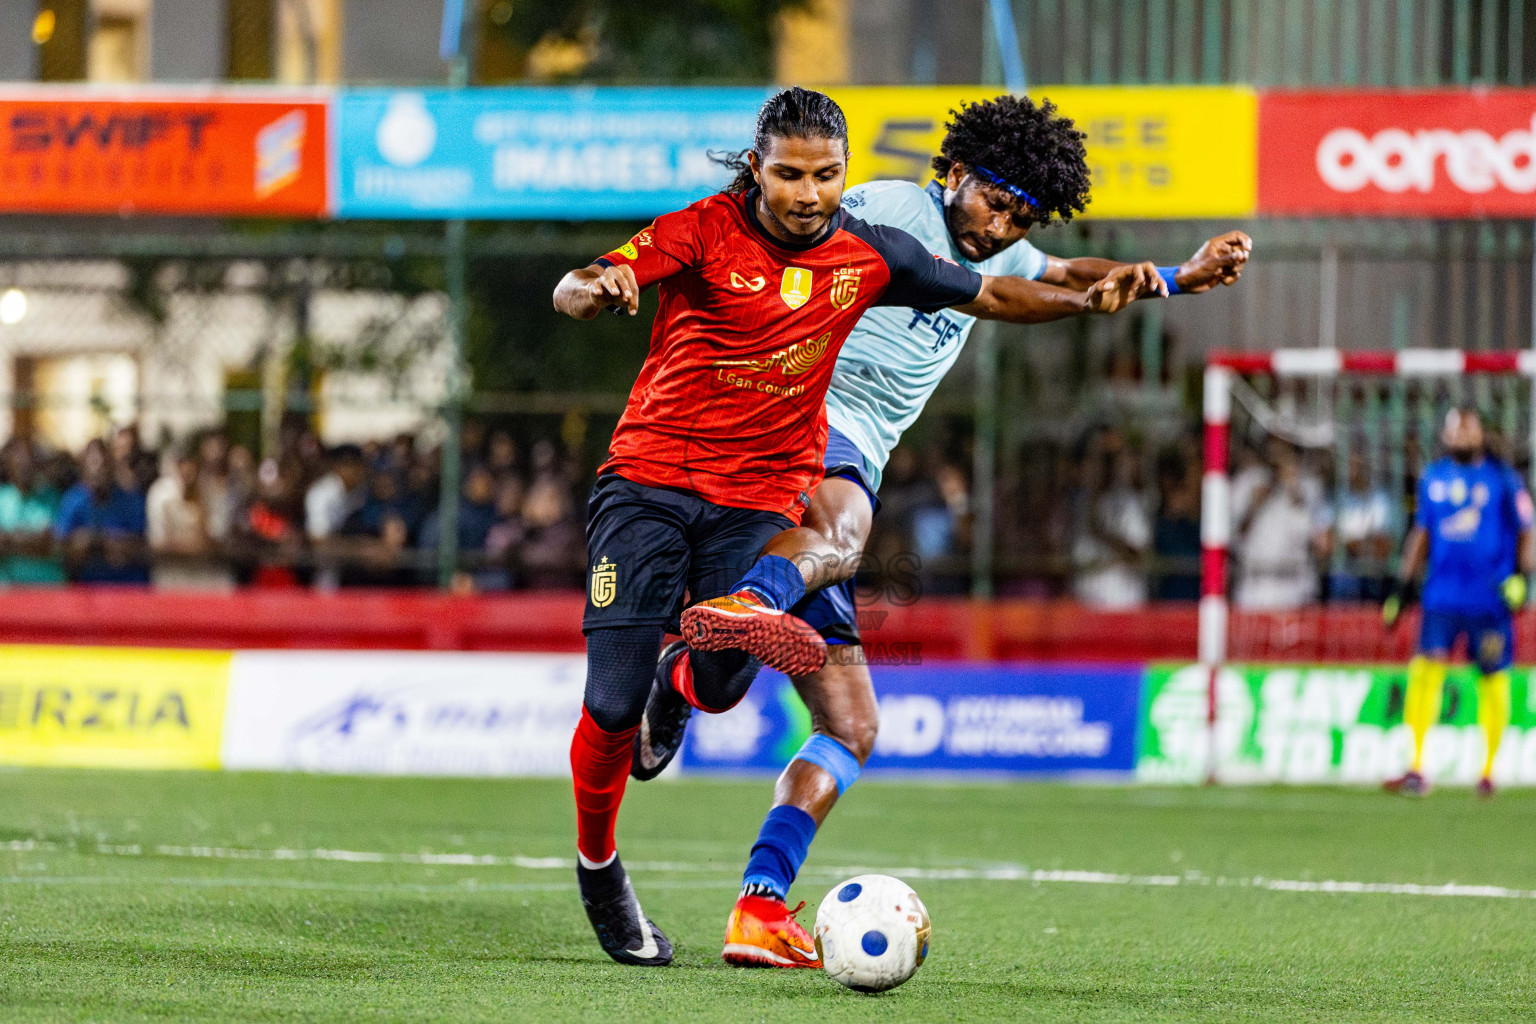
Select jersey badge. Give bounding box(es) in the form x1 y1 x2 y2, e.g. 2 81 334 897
614 229 655 261
730 271 767 292
829 267 862 310
590 556 618 608
780 267 813 310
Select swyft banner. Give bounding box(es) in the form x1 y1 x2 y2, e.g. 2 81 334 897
0 88 328 217
1260 90 1536 217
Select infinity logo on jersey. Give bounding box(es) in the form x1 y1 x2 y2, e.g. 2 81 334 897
829 267 862 310
713 332 831 376
780 267 812 309
730 270 766 291
590 557 618 607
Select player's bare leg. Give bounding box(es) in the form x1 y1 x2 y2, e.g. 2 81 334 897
723 650 879 967
682 478 873 675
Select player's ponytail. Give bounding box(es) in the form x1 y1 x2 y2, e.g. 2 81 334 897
713 86 850 194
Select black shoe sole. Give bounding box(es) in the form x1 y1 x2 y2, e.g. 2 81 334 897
631 642 692 781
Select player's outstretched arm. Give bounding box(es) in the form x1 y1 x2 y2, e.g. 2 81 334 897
1036 230 1253 295
1173 230 1254 293
957 263 1165 323
553 263 641 320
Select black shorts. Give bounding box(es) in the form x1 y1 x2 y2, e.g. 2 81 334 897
583 473 795 633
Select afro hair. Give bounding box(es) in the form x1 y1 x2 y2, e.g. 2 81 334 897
931 95 1091 225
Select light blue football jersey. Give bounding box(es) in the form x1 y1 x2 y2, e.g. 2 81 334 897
827 179 1047 492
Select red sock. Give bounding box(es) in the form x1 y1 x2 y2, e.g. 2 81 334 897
570 708 638 865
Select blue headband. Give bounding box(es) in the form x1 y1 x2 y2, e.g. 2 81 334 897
971 165 1038 210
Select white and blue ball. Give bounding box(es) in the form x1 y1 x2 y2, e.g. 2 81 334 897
813 874 930 993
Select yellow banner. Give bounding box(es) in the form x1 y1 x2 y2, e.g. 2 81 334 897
826 86 1257 219
0 645 230 769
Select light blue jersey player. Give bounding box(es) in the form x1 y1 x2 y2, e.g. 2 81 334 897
637 95 1252 938
1384 407 1534 797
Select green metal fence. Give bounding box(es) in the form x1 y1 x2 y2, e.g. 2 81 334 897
1001 0 1536 87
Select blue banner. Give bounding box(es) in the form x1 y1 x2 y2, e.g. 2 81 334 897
334 87 771 219
680 662 1142 777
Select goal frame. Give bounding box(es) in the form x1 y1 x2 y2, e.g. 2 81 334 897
1198 348 1536 782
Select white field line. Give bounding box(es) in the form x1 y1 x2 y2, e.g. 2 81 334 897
5 839 1535 902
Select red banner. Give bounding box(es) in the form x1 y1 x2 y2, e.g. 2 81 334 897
0 91 328 217
1260 90 1536 217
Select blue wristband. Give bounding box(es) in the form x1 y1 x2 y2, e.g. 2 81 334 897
1156 266 1182 295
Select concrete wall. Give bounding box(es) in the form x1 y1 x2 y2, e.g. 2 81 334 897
342 0 446 85
150 0 228 81
0 5 39 81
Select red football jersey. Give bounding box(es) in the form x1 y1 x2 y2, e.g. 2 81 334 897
594 189 980 522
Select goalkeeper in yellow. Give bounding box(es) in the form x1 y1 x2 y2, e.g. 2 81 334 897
1382 408 1534 797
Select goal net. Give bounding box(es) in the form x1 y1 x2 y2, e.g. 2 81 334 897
1157 349 1536 785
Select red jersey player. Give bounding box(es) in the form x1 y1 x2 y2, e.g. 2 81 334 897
552 87 1158 967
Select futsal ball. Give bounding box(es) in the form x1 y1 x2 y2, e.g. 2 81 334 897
813 874 930 993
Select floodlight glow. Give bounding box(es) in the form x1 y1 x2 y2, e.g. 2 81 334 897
0 289 27 325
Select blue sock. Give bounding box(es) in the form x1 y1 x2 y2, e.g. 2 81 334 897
741 805 817 900
740 737 862 899
734 554 806 611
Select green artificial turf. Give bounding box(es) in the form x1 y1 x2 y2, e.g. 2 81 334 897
1 769 1533 1022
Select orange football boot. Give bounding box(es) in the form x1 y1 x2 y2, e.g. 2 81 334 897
721 894 821 968
681 591 827 677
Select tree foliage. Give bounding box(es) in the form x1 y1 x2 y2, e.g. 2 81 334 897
491 0 810 83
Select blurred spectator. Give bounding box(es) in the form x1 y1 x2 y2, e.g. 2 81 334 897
335 469 419 588
870 445 947 585
111 424 157 494
1152 447 1201 601
1233 441 1330 610
486 428 520 478
56 439 149 585
240 457 306 588
485 476 527 565
146 445 233 591
0 440 64 585
307 444 370 590
519 468 584 589
1072 445 1151 608
1326 451 1394 601
419 464 501 590
306 445 369 542
195 431 239 543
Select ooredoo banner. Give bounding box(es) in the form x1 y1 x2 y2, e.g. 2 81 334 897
0 89 328 217
1259 90 1536 217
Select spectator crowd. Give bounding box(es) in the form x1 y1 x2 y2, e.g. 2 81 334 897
0 416 1417 608
0 420 586 592
869 425 1405 612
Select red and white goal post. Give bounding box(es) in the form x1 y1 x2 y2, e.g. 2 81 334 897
1198 349 1536 783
